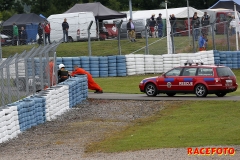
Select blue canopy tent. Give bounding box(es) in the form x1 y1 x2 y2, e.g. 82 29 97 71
209 0 240 11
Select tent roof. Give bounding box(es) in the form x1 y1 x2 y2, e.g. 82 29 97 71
122 7 204 20
3 13 46 26
64 2 127 20
209 0 240 11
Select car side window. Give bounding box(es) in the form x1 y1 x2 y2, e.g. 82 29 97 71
197 68 213 76
182 68 197 76
165 68 183 76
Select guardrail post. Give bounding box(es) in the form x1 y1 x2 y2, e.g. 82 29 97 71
145 23 149 55
117 20 123 55
88 21 93 56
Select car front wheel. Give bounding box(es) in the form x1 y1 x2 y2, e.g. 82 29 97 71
195 84 208 97
215 93 227 97
145 83 158 97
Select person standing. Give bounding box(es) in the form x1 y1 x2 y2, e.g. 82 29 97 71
38 23 43 45
12 23 19 46
44 21 51 44
156 13 163 38
191 12 200 41
126 18 136 42
71 65 103 93
169 14 177 36
198 33 208 51
201 12 210 34
149 14 156 38
62 18 69 43
20 27 27 45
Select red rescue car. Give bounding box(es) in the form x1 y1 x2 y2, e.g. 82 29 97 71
139 61 238 97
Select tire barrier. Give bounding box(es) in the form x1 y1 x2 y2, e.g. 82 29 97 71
116 55 127 77
0 75 87 144
214 50 240 69
108 56 117 77
90 57 100 78
99 56 108 77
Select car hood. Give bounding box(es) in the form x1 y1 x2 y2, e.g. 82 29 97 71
142 76 158 83
0 34 9 38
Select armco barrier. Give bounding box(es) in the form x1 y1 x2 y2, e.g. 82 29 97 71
0 75 87 144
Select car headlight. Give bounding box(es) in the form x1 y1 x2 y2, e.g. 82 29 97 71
140 80 144 84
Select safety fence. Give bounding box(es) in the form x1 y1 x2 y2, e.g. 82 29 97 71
0 42 60 108
0 75 88 143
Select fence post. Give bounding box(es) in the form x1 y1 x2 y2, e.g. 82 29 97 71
145 23 149 55
211 18 218 50
88 21 93 57
0 35 2 61
226 19 232 51
192 24 196 53
117 20 123 55
171 21 175 54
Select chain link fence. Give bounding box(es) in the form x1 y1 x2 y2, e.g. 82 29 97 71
0 42 60 108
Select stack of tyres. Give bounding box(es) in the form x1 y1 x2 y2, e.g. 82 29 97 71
213 50 220 65
219 51 227 67
125 54 136 76
116 55 127 76
62 57 73 71
27 58 33 76
99 56 108 77
238 52 240 68
56 57 63 67
154 55 163 73
135 54 145 74
31 96 46 124
34 58 40 75
144 55 154 74
90 56 100 78
232 52 238 69
72 57 81 68
108 56 117 77
225 52 233 68
81 56 90 72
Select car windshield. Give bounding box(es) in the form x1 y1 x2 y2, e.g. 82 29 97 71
216 67 235 77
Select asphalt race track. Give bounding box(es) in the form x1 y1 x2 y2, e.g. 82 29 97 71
88 92 240 101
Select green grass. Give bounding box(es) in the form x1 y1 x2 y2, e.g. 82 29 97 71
93 69 240 96
2 34 239 58
85 101 240 153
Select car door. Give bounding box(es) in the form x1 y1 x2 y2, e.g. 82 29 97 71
157 67 183 91
177 67 197 91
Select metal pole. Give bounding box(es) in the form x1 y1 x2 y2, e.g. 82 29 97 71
234 3 239 50
226 19 232 51
0 35 2 61
145 24 149 55
88 21 93 56
192 24 196 53
171 21 175 54
97 19 100 41
129 0 133 19
187 0 191 44
211 18 217 50
117 20 123 55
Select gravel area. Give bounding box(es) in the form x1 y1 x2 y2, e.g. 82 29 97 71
0 99 239 160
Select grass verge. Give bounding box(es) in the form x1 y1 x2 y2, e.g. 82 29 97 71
85 100 240 153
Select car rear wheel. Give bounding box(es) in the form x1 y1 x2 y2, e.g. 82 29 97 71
166 93 176 97
195 84 208 97
145 83 158 97
215 93 227 97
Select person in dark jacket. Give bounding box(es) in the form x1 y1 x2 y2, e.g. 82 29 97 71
126 18 136 42
191 12 200 41
38 23 43 45
156 13 163 37
62 18 69 42
149 14 156 38
169 14 177 35
20 27 27 45
58 64 70 83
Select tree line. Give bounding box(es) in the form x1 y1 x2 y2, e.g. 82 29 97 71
0 0 218 21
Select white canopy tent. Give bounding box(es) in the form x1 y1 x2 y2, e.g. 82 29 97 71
121 7 204 20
